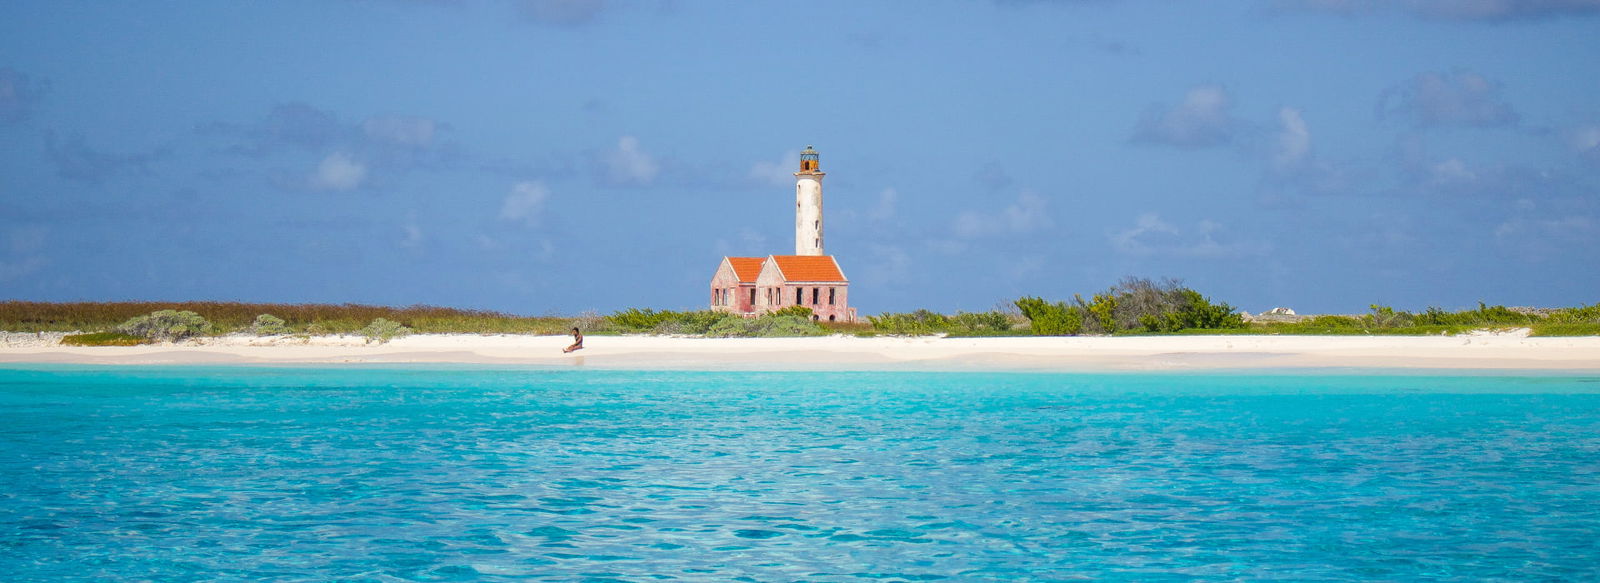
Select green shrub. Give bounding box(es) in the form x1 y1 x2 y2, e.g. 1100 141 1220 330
61 332 150 346
359 318 413 344
1545 303 1600 324
249 314 292 335
606 308 677 331
1014 297 1082 336
116 310 213 341
949 311 1012 333
771 305 814 319
1363 305 1415 328
605 308 736 335
705 314 825 338
1016 277 1243 335
869 309 951 335
1305 315 1362 328
1530 322 1600 337
1414 302 1536 327
652 311 735 335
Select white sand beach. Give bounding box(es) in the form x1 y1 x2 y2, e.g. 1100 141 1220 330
3 331 1598 371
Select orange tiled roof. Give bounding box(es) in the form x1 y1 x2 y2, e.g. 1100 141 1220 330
725 257 765 283
769 255 846 282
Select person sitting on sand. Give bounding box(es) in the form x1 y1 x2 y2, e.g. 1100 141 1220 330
562 327 583 353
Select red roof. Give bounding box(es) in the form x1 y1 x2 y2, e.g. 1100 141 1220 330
725 257 765 283
768 255 846 282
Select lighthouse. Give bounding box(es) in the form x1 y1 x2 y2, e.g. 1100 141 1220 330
795 145 824 256
708 144 856 322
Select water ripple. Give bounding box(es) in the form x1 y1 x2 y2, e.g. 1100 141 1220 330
1 367 1598 581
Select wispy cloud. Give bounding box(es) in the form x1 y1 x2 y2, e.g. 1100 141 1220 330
1378 70 1519 128
0 67 48 125
1110 213 1269 258
0 225 48 282
954 190 1052 238
1276 0 1600 22
1131 84 1244 149
46 133 165 184
747 150 801 186
596 135 660 186
500 180 551 226
202 102 455 184
308 152 368 191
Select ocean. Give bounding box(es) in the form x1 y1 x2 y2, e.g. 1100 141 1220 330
2 366 1597 581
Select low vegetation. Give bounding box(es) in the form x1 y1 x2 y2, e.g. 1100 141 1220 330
1014 277 1244 336
0 301 573 335
248 314 292 335
603 306 827 337
116 310 214 342
60 332 150 346
867 309 1019 336
3 293 1598 342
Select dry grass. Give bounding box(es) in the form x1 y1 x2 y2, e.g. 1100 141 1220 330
0 301 574 335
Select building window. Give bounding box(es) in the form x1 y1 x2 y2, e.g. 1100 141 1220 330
811 287 819 305
829 288 835 305
795 287 802 305
749 288 756 305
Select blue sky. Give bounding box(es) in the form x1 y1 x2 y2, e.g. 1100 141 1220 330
2 1 1598 316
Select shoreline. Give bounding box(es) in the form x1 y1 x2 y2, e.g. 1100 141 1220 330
3 333 1599 373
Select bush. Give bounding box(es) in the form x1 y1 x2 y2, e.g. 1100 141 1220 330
1414 302 1535 327
61 332 150 346
771 305 814 319
605 308 735 335
1015 277 1243 335
652 311 735 335
607 308 677 331
1547 303 1600 324
359 318 413 344
116 310 213 342
248 314 292 335
950 311 1012 333
866 309 1014 336
869 309 951 335
1014 297 1082 336
705 314 825 338
1363 305 1415 328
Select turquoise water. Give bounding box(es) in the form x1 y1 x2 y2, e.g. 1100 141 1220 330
2 367 1598 581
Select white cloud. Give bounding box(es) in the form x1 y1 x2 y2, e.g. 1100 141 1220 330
0 226 48 281
1572 124 1600 164
400 211 423 248
362 116 436 148
1131 84 1242 149
1272 107 1312 171
0 67 46 124
309 152 367 191
1427 158 1479 188
863 243 911 286
1378 70 1518 128
869 188 898 221
747 150 800 186
1279 0 1600 22
500 181 550 226
954 190 1052 238
602 135 659 186
1110 213 1268 258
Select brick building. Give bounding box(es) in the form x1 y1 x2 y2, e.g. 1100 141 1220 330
710 146 856 322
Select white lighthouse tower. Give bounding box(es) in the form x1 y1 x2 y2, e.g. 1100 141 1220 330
795 145 825 256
